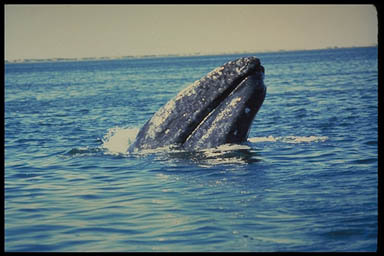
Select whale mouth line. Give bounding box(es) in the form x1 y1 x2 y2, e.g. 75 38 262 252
178 67 264 146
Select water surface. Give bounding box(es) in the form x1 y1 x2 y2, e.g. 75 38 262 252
5 47 378 251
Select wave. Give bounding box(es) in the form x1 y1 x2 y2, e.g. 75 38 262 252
66 146 103 156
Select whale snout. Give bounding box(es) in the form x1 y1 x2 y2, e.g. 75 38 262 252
129 56 267 152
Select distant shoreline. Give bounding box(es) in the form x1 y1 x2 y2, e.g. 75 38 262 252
4 45 377 64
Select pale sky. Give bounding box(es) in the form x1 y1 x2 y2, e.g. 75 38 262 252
4 4 378 60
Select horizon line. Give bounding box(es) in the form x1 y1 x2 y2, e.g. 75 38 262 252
5 45 377 64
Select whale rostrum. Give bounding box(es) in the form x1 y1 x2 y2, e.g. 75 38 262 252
129 56 266 152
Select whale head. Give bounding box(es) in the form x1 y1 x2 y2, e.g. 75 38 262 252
129 56 266 152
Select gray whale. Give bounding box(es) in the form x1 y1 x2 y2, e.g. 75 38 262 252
129 56 266 152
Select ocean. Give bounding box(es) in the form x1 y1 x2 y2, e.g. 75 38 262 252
4 47 378 252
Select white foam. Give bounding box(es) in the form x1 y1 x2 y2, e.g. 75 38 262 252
248 136 278 143
101 127 139 155
282 136 328 143
248 136 328 144
202 143 251 153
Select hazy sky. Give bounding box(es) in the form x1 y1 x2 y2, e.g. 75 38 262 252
4 4 378 60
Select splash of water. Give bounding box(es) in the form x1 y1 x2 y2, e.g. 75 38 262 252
101 127 139 155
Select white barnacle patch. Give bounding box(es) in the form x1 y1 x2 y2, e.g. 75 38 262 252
214 97 242 123
214 66 225 75
200 124 217 144
195 96 243 146
175 85 197 101
229 97 242 108
208 66 224 77
147 99 176 139
206 66 225 81
235 65 246 74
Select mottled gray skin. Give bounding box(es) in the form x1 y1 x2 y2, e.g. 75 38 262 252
129 56 266 152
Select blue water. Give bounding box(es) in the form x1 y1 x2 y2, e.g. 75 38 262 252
5 47 378 252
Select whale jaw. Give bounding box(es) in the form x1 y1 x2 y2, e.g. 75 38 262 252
129 57 266 152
